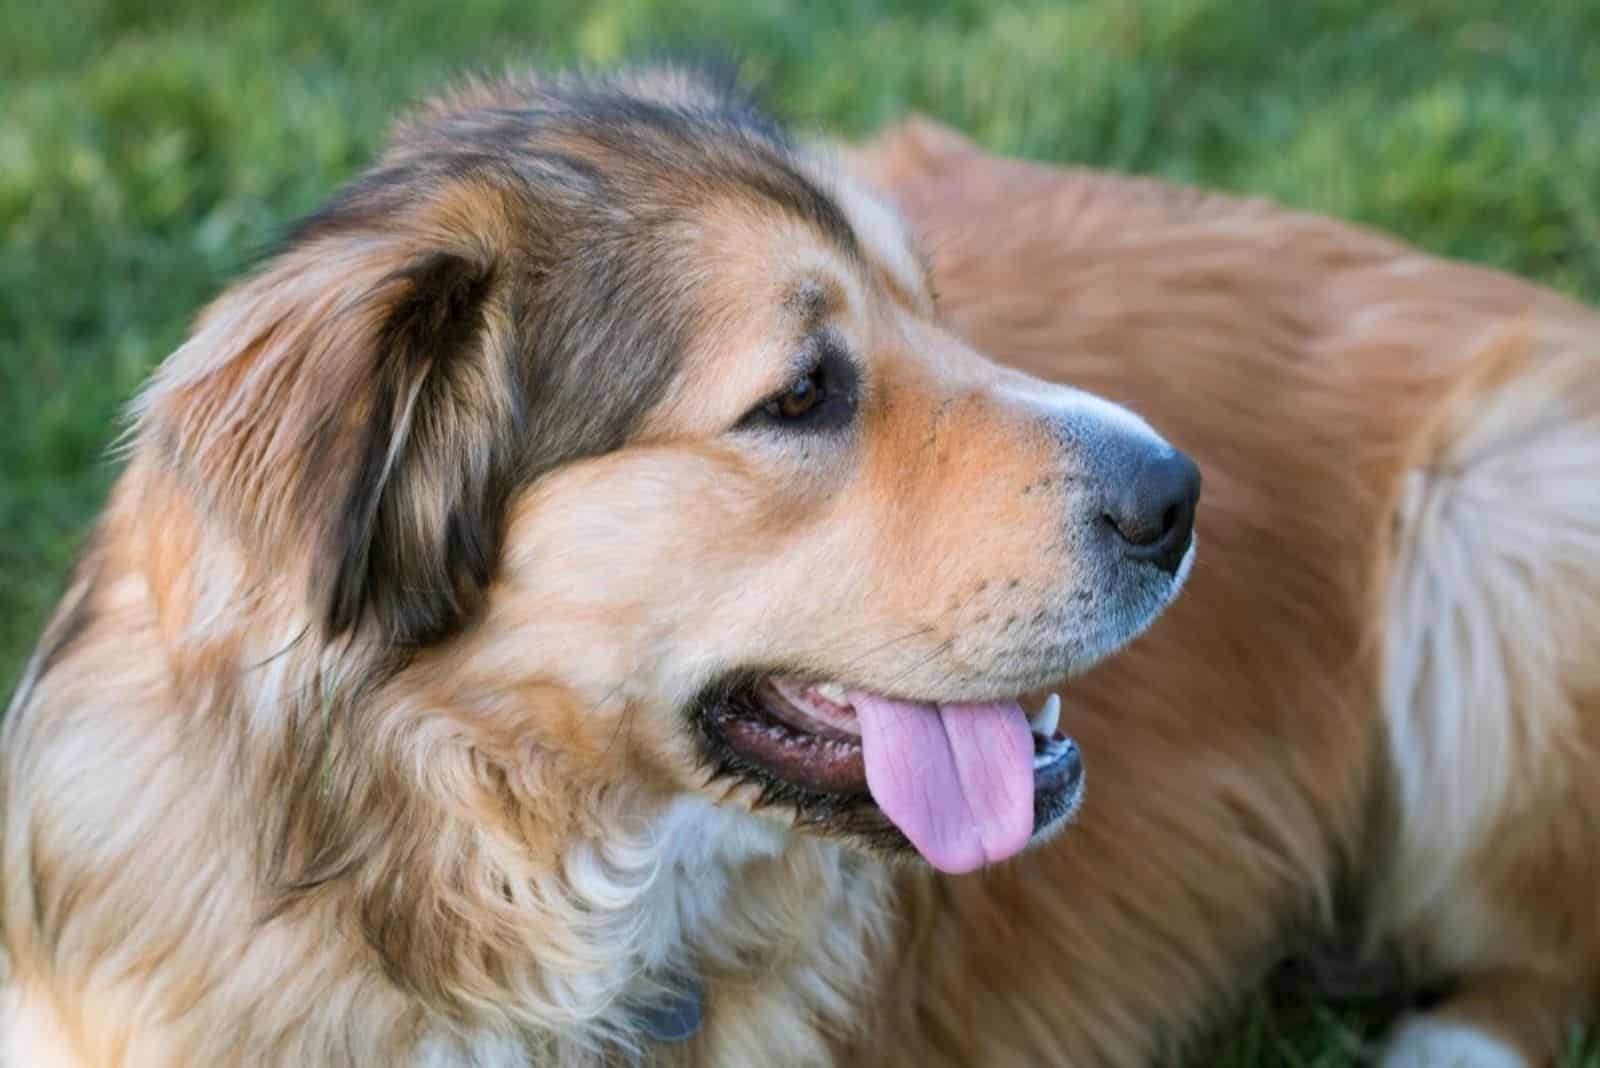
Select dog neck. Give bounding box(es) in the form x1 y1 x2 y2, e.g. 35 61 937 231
92 465 899 1063
241 671 891 1061
243 663 893 1061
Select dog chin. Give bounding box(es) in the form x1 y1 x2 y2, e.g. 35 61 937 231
1075 537 1197 671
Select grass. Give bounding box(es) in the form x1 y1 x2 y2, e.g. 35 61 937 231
2 0 1597 1062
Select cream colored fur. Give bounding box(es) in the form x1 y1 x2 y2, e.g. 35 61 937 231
1378 322 1600 969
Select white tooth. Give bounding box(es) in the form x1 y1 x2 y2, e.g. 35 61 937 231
1029 693 1061 738
813 682 850 706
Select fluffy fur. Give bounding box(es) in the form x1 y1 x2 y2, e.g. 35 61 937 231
844 118 1600 1067
5 68 1600 1068
0 69 1189 1066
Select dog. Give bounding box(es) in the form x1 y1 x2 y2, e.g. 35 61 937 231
8 65 1598 1068
0 68 1200 1065
842 120 1600 1066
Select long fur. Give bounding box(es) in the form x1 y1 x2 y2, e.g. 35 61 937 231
7 73 1600 1068
1377 322 1600 944
844 118 1600 1067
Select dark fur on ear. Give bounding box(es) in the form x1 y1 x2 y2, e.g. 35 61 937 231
134 64 861 655
133 224 525 655
320 251 506 646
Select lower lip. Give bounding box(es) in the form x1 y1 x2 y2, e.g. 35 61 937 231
1030 737 1083 830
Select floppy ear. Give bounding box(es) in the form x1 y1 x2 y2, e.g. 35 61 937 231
317 250 513 645
136 236 522 648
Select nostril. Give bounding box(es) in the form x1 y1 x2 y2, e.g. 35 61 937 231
1102 448 1201 573
1102 509 1164 548
1103 494 1183 549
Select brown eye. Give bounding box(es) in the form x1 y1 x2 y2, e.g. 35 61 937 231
735 342 858 435
764 365 827 421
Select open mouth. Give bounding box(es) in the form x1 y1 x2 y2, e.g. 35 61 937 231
697 676 1081 874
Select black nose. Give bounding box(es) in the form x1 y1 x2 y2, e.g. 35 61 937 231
1102 448 1201 575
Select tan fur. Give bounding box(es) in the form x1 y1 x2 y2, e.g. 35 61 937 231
1 74 1186 1066
845 118 1600 1067
7 73 1600 1067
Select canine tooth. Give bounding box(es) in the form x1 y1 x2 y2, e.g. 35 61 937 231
812 682 850 706
1029 693 1061 738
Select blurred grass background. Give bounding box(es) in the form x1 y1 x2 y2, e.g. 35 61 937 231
2 0 1597 1062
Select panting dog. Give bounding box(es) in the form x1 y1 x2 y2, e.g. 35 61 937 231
846 118 1600 1067
8 65 1600 1068
1 68 1196 1066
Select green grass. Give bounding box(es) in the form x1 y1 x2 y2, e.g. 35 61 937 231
2 1 1597 1062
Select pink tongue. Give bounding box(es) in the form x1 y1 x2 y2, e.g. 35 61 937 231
849 692 1035 874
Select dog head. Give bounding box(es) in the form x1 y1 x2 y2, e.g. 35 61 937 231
138 68 1198 875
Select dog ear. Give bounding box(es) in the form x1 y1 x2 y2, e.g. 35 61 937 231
136 234 521 650
316 250 510 646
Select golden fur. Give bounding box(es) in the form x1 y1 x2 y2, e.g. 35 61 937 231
5 68 1600 1067
843 119 1600 1067
1 70 1188 1065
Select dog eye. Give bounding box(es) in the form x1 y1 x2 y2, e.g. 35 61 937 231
736 342 859 435
764 366 828 422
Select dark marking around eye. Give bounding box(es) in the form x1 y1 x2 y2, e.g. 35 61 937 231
735 332 859 435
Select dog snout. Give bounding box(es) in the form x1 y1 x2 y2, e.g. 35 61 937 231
1099 445 1200 575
